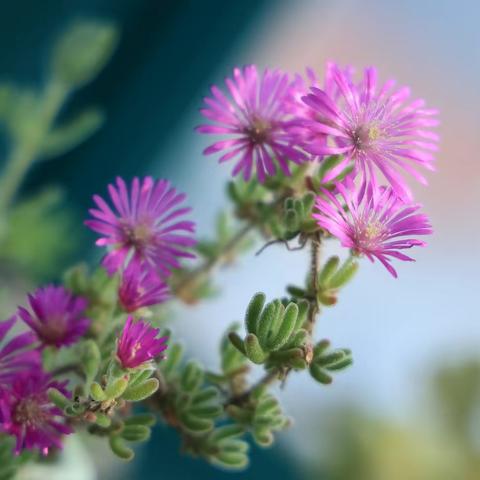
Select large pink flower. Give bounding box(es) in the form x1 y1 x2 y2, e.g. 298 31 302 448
85 177 196 277
301 63 439 199
313 180 432 277
288 63 354 162
197 65 307 182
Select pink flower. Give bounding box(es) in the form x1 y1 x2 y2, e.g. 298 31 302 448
116 316 168 369
196 65 307 182
85 177 196 277
301 63 439 199
119 261 170 313
313 180 432 277
0 316 40 384
288 63 354 162
0 372 72 455
18 286 90 348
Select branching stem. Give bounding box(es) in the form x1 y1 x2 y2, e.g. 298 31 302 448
307 234 322 333
172 223 253 297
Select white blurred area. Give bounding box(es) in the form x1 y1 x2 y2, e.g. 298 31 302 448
155 0 480 463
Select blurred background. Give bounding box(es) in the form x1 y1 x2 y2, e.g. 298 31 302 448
1 1 479 479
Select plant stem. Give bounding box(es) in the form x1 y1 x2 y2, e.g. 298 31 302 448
226 369 279 406
307 234 321 332
226 234 323 407
0 80 69 216
172 222 254 297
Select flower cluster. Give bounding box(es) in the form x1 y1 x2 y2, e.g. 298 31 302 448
0 175 198 457
0 59 439 470
199 62 438 276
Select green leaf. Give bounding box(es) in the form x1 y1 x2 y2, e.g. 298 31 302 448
256 301 278 347
192 387 219 406
214 451 248 469
270 348 304 367
318 256 340 286
310 364 333 384
180 413 213 433
295 300 309 330
244 334 267 364
189 404 222 418
105 376 129 400
328 257 359 289
253 426 274 447
318 291 337 306
268 303 298 351
266 301 284 346
181 361 204 392
161 343 183 378
52 20 119 88
245 292 266 334
82 339 101 386
302 192 315 212
317 351 346 366
47 387 71 409
41 108 105 158
109 435 134 461
313 339 331 359
122 378 159 402
221 439 249 454
124 413 156 427
228 331 246 355
256 397 279 416
128 367 154 388
284 209 298 231
209 425 245 443
325 357 353 371
121 425 151 442
95 412 112 428
287 329 309 348
90 382 107 401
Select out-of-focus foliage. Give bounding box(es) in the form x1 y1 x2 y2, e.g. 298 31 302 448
0 19 119 282
0 188 78 279
305 359 480 480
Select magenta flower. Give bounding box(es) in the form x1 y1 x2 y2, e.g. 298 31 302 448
18 286 90 348
313 180 432 277
119 261 170 313
0 372 72 455
0 316 40 384
196 65 307 183
85 177 196 277
288 63 353 161
117 316 168 369
301 63 439 199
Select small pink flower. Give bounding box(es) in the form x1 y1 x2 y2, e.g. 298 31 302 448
313 180 432 277
85 177 196 277
18 286 90 348
119 261 170 313
117 316 168 369
0 372 72 455
301 63 439 199
197 65 307 182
